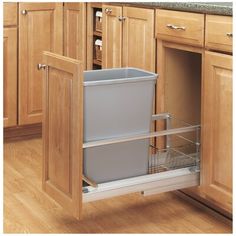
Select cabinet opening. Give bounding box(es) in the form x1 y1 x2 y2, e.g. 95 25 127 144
164 48 201 126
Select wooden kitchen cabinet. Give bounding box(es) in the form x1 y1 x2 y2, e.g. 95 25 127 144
64 3 86 66
201 51 232 213
3 28 17 127
18 3 63 125
102 5 122 68
205 15 232 53
3 3 18 26
102 6 155 72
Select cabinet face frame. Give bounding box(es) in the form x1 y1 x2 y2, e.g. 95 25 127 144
18 3 63 125
3 27 18 127
42 52 83 220
201 51 232 213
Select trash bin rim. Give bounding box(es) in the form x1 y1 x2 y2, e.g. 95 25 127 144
83 67 158 87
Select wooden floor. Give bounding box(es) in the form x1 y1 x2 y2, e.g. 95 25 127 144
4 138 232 233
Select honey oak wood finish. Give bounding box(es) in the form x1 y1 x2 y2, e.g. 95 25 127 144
42 52 83 220
102 5 122 68
4 138 232 233
64 2 86 67
3 3 18 26
156 9 204 47
205 15 232 53
123 7 155 72
18 3 63 125
3 27 17 127
201 51 232 214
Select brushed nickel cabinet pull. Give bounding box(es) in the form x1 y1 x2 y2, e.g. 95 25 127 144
105 8 112 14
166 24 186 31
118 16 126 22
21 9 27 15
37 64 47 70
226 32 233 38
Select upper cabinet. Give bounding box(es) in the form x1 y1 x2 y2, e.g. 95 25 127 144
18 3 63 125
102 6 155 72
64 3 86 66
156 9 204 47
201 51 232 213
205 15 232 53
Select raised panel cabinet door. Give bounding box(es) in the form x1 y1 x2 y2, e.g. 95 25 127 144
64 3 86 67
42 52 83 219
102 5 122 68
3 28 17 127
123 7 155 72
19 3 63 125
202 51 232 213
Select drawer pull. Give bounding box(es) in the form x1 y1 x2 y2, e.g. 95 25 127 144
105 8 112 14
226 32 233 38
166 24 186 31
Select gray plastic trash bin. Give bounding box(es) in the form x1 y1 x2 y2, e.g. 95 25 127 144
83 68 158 183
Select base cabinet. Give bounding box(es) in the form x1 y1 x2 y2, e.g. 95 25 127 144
201 51 232 214
3 28 17 127
18 3 63 125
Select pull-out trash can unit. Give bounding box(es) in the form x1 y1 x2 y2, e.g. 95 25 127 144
83 68 158 183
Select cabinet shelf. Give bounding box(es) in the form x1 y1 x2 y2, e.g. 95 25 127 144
93 31 102 37
93 59 102 66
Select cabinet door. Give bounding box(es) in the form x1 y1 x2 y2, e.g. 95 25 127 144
102 5 122 68
3 28 17 127
64 3 86 66
202 51 232 213
42 52 83 220
123 7 155 72
19 3 63 125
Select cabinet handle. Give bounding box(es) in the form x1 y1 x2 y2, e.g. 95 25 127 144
105 8 112 14
166 24 186 31
118 16 126 22
21 9 27 15
37 64 47 70
226 32 233 38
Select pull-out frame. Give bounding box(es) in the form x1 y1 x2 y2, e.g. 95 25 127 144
42 52 200 220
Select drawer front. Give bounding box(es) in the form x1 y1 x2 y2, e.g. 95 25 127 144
156 9 204 47
205 15 232 53
4 3 18 26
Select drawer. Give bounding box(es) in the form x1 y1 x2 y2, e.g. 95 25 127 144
205 15 232 53
4 3 18 26
156 9 204 47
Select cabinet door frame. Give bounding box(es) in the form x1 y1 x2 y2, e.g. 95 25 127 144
123 6 155 72
201 51 232 213
64 2 86 66
102 4 122 69
18 3 63 125
3 27 17 127
42 52 83 220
